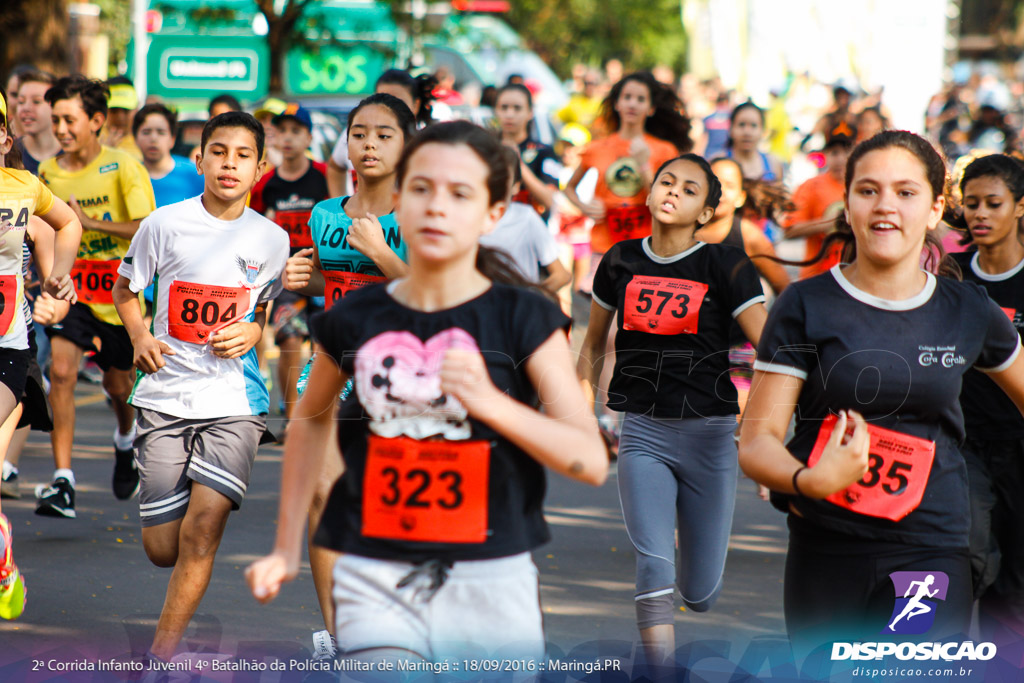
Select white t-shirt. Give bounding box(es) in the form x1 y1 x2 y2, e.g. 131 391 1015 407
119 196 289 419
479 202 560 283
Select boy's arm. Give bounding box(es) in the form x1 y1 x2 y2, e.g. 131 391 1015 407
68 196 143 240
113 274 174 373
209 303 266 359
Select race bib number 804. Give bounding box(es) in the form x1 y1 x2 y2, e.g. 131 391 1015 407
167 281 251 344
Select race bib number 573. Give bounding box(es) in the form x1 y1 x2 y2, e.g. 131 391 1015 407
623 275 708 335
806 414 935 522
167 281 250 344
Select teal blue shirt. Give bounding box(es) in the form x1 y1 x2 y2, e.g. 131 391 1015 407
310 196 405 277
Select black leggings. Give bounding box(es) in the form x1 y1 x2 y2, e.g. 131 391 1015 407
784 516 972 659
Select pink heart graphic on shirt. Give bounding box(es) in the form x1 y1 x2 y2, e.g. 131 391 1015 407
355 328 479 439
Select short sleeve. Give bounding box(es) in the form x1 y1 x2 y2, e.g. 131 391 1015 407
257 271 285 305
975 296 1023 373
754 285 813 381
724 250 766 317
511 288 571 362
32 176 55 216
309 199 331 249
590 249 617 311
121 157 157 221
310 298 358 374
119 217 159 293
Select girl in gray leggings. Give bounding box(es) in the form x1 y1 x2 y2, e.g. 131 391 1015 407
577 154 768 665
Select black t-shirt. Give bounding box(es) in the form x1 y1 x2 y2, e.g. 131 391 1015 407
310 281 570 562
592 238 765 418
250 161 329 253
14 139 41 176
954 250 1024 439
512 139 561 219
756 266 1020 547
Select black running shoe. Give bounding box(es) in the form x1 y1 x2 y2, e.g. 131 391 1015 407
35 478 76 518
113 447 140 500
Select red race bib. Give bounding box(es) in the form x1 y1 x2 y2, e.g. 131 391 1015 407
806 414 935 522
1001 307 1016 322
622 275 709 335
0 275 18 333
275 210 314 249
362 436 490 544
322 271 385 309
606 205 652 241
71 259 119 305
167 281 251 344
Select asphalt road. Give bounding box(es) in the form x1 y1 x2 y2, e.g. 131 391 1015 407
0 365 796 682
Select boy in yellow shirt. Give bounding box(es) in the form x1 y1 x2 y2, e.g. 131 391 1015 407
37 75 155 518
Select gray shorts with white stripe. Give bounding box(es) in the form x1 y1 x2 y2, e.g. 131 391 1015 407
134 408 266 527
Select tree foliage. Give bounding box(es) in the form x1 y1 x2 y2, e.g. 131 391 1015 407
504 0 687 78
0 0 70 78
253 0 316 92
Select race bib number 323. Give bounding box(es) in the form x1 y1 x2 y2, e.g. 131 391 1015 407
623 275 708 335
167 281 250 344
806 414 935 522
362 436 490 544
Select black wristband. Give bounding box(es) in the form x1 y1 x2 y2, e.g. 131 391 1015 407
792 466 808 497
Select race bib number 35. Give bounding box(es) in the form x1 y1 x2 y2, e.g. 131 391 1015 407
71 259 119 305
362 436 490 544
623 275 708 335
606 205 652 242
806 414 935 522
323 271 385 309
0 275 18 333
275 210 314 249
167 281 250 344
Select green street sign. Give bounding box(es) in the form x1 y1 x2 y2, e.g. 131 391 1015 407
285 44 392 96
143 35 269 100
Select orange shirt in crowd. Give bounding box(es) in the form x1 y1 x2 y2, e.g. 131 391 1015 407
786 171 846 279
580 132 678 253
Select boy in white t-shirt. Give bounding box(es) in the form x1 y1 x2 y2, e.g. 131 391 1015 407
480 148 571 294
112 111 288 662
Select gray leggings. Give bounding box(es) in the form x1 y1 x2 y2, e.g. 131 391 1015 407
617 413 738 627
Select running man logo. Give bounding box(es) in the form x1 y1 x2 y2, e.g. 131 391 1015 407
883 571 949 635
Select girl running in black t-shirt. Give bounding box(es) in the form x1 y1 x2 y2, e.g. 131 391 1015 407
950 154 1024 644
739 131 1024 658
577 153 767 665
247 121 607 662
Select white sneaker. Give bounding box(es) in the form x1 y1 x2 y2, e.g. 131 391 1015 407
312 629 337 661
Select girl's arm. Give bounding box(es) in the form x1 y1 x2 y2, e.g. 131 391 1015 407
37 195 83 302
986 351 1024 417
442 331 608 486
27 216 71 326
738 371 870 497
564 164 605 221
346 214 409 279
735 302 768 349
247 347 348 603
519 161 557 210
575 300 616 411
741 221 790 294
